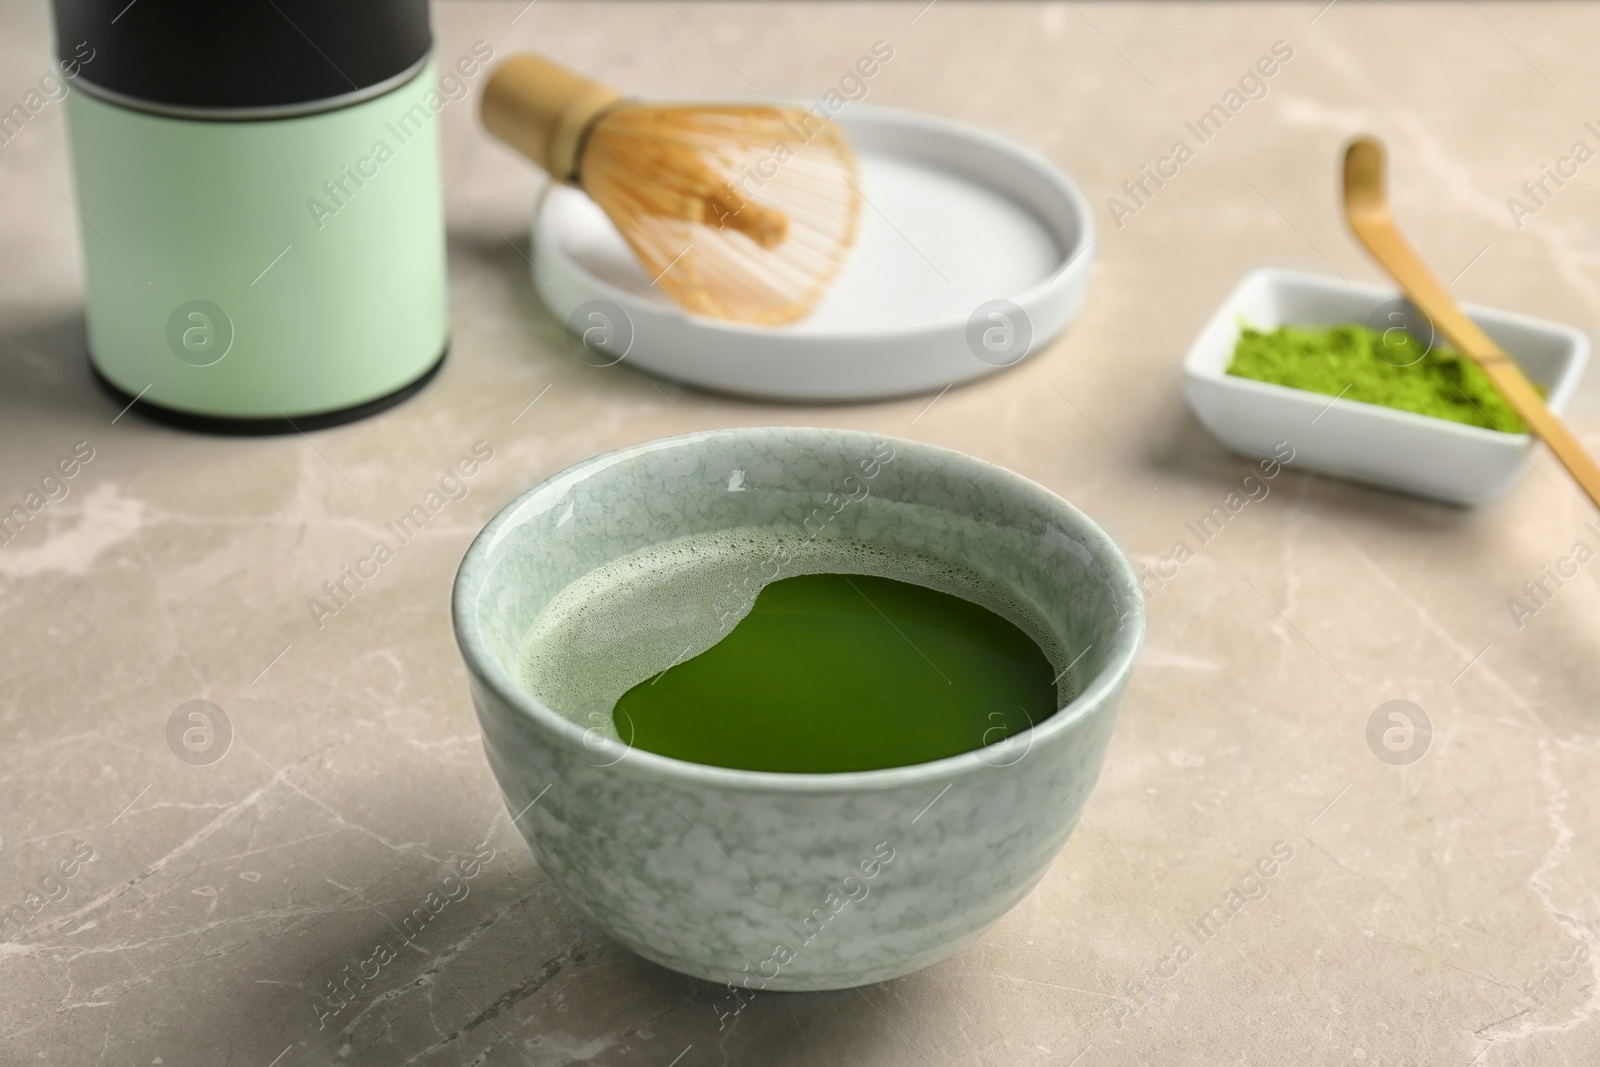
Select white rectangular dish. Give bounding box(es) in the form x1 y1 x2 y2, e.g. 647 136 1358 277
1181 268 1589 506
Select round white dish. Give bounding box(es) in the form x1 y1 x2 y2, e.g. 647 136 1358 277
527 104 1095 402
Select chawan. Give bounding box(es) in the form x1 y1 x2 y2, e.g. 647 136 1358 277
452 427 1143 990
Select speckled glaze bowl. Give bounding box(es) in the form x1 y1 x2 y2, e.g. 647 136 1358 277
452 428 1143 991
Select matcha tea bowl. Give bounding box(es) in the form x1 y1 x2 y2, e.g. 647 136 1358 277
452 427 1143 990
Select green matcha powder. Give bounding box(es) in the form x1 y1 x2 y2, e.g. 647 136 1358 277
1227 323 1532 433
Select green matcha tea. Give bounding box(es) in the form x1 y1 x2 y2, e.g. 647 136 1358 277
518 531 1071 773
1227 323 1534 432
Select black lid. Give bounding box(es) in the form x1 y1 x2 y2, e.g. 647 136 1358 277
53 0 432 117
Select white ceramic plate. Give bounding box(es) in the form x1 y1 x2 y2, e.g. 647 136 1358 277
528 104 1094 402
1182 268 1589 506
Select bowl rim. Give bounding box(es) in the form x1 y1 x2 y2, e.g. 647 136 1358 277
1181 266 1591 447
451 426 1145 794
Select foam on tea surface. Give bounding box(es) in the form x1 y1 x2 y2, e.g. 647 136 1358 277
518 529 1074 743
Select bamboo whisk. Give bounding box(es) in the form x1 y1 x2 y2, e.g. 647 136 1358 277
481 55 861 326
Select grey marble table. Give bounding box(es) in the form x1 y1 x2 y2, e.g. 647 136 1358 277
3 2 1599 1064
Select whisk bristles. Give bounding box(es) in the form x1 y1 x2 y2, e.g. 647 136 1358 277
579 104 861 325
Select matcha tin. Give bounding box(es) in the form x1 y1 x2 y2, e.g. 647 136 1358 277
53 0 451 431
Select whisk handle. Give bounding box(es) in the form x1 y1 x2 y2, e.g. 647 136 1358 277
481 54 621 182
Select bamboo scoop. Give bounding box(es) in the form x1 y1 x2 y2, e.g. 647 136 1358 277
1342 135 1600 509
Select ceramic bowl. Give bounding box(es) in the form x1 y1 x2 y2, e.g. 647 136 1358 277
1182 268 1589 505
452 427 1143 990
